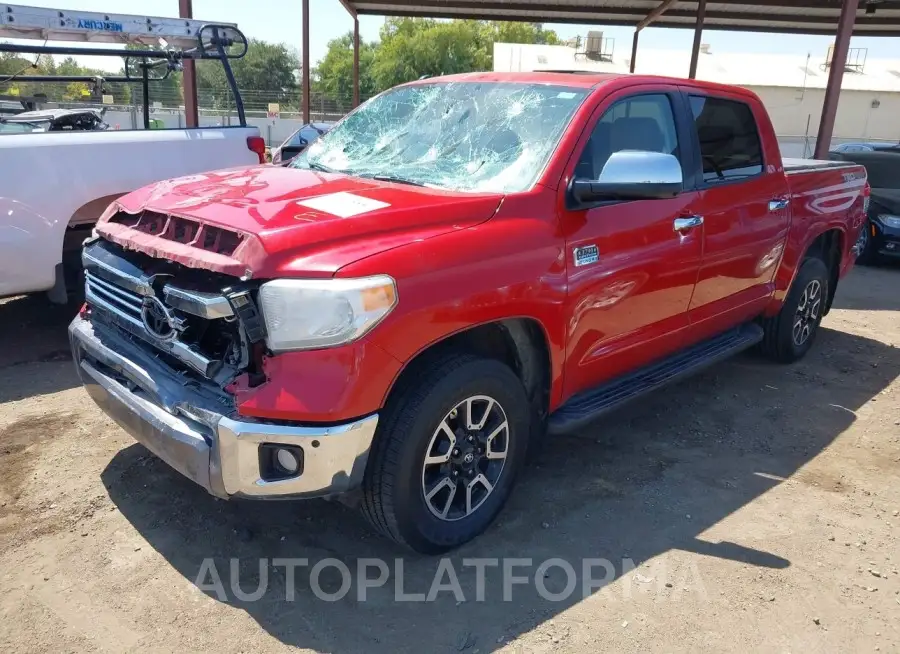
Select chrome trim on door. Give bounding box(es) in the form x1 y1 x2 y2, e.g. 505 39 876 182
673 216 703 232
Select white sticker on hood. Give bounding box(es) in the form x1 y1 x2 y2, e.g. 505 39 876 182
297 192 390 218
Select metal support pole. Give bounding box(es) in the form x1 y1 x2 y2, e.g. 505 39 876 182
630 30 639 73
688 0 707 79
814 0 857 159
302 0 311 124
353 18 360 108
141 66 150 130
178 0 199 127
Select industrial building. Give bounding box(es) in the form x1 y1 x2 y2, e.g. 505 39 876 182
494 36 900 156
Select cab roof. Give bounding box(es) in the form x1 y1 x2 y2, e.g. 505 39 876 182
402 71 761 100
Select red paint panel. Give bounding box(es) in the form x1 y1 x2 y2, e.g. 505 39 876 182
232 340 402 422
340 189 569 411
99 165 503 278
764 165 867 315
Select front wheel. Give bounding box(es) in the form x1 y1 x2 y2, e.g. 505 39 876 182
759 256 830 363
360 354 530 553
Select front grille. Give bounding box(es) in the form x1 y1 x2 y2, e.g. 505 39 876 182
85 271 144 330
107 211 244 256
83 239 250 385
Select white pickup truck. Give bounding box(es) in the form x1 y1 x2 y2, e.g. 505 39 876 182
0 126 262 301
0 5 263 302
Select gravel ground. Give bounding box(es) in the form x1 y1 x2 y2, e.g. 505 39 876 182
0 265 898 653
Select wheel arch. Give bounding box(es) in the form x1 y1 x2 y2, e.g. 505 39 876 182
380 317 553 448
802 228 843 315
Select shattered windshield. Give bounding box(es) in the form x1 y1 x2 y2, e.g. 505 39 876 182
291 82 589 193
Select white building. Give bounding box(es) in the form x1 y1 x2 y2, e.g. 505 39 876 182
494 41 900 156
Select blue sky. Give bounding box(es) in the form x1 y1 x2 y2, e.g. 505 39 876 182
7 0 900 71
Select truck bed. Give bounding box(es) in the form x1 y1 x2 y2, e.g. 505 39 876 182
782 157 858 175
0 125 261 299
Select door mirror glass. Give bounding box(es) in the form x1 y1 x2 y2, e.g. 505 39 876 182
572 150 683 202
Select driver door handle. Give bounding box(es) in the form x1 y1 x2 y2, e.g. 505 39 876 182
674 216 704 233
769 198 789 212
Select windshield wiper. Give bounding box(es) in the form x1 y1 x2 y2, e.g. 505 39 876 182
369 174 426 187
306 161 336 174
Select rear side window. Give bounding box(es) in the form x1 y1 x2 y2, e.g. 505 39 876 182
689 95 763 183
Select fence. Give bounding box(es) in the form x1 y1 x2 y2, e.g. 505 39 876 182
8 97 899 154
96 106 348 146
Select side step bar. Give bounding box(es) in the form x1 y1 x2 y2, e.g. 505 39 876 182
548 323 764 435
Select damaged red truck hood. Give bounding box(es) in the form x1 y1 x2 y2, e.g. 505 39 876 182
96 165 504 278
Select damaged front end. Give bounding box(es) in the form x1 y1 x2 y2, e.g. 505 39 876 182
82 237 264 389
72 236 380 500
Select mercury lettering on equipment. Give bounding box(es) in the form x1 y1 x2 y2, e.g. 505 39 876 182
76 18 124 32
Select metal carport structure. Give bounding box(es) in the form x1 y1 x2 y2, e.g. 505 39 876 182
182 1 900 159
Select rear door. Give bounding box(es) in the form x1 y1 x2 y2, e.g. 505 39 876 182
560 86 703 398
680 90 791 342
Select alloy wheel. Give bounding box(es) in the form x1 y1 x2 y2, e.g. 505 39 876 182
792 279 822 346
421 395 509 522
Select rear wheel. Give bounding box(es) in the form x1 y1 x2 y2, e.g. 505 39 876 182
360 354 529 553
759 257 829 363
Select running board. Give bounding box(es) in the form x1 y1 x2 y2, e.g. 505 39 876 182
548 323 764 435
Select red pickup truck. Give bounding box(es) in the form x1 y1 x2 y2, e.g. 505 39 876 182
70 72 868 553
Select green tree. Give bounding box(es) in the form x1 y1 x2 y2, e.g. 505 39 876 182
371 19 491 90
314 19 561 102
197 38 300 111
315 32 377 107
490 22 560 46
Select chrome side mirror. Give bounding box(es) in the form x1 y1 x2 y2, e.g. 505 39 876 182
572 150 683 202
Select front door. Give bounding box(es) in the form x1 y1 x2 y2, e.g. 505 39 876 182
559 88 703 401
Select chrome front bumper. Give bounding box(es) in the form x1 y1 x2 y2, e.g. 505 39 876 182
69 316 378 499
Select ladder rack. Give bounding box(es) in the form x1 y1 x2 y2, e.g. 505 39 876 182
1 3 237 48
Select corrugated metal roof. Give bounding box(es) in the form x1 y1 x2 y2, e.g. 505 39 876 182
348 1 900 36
494 42 900 92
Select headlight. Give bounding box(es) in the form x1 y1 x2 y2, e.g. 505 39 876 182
878 214 900 229
258 276 397 352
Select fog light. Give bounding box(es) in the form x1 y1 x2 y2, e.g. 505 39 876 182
259 443 304 481
275 447 300 474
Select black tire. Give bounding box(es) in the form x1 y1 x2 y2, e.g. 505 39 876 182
360 354 530 554
759 256 830 363
855 220 877 266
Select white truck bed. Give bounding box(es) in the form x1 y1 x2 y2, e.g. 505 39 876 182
0 126 261 299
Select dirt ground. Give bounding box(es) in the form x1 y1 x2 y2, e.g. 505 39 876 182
0 265 898 654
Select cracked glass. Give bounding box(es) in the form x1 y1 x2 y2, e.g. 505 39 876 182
290 82 589 193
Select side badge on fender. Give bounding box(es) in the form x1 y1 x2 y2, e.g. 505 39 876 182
573 244 600 267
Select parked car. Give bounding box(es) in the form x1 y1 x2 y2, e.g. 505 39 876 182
831 141 900 154
70 72 867 553
831 150 900 263
0 107 108 133
270 122 333 164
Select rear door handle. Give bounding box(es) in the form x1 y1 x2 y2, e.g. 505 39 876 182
769 198 789 212
674 216 703 233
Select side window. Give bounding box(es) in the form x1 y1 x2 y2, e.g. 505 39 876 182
689 95 763 183
299 126 321 142
288 126 317 146
575 94 679 181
